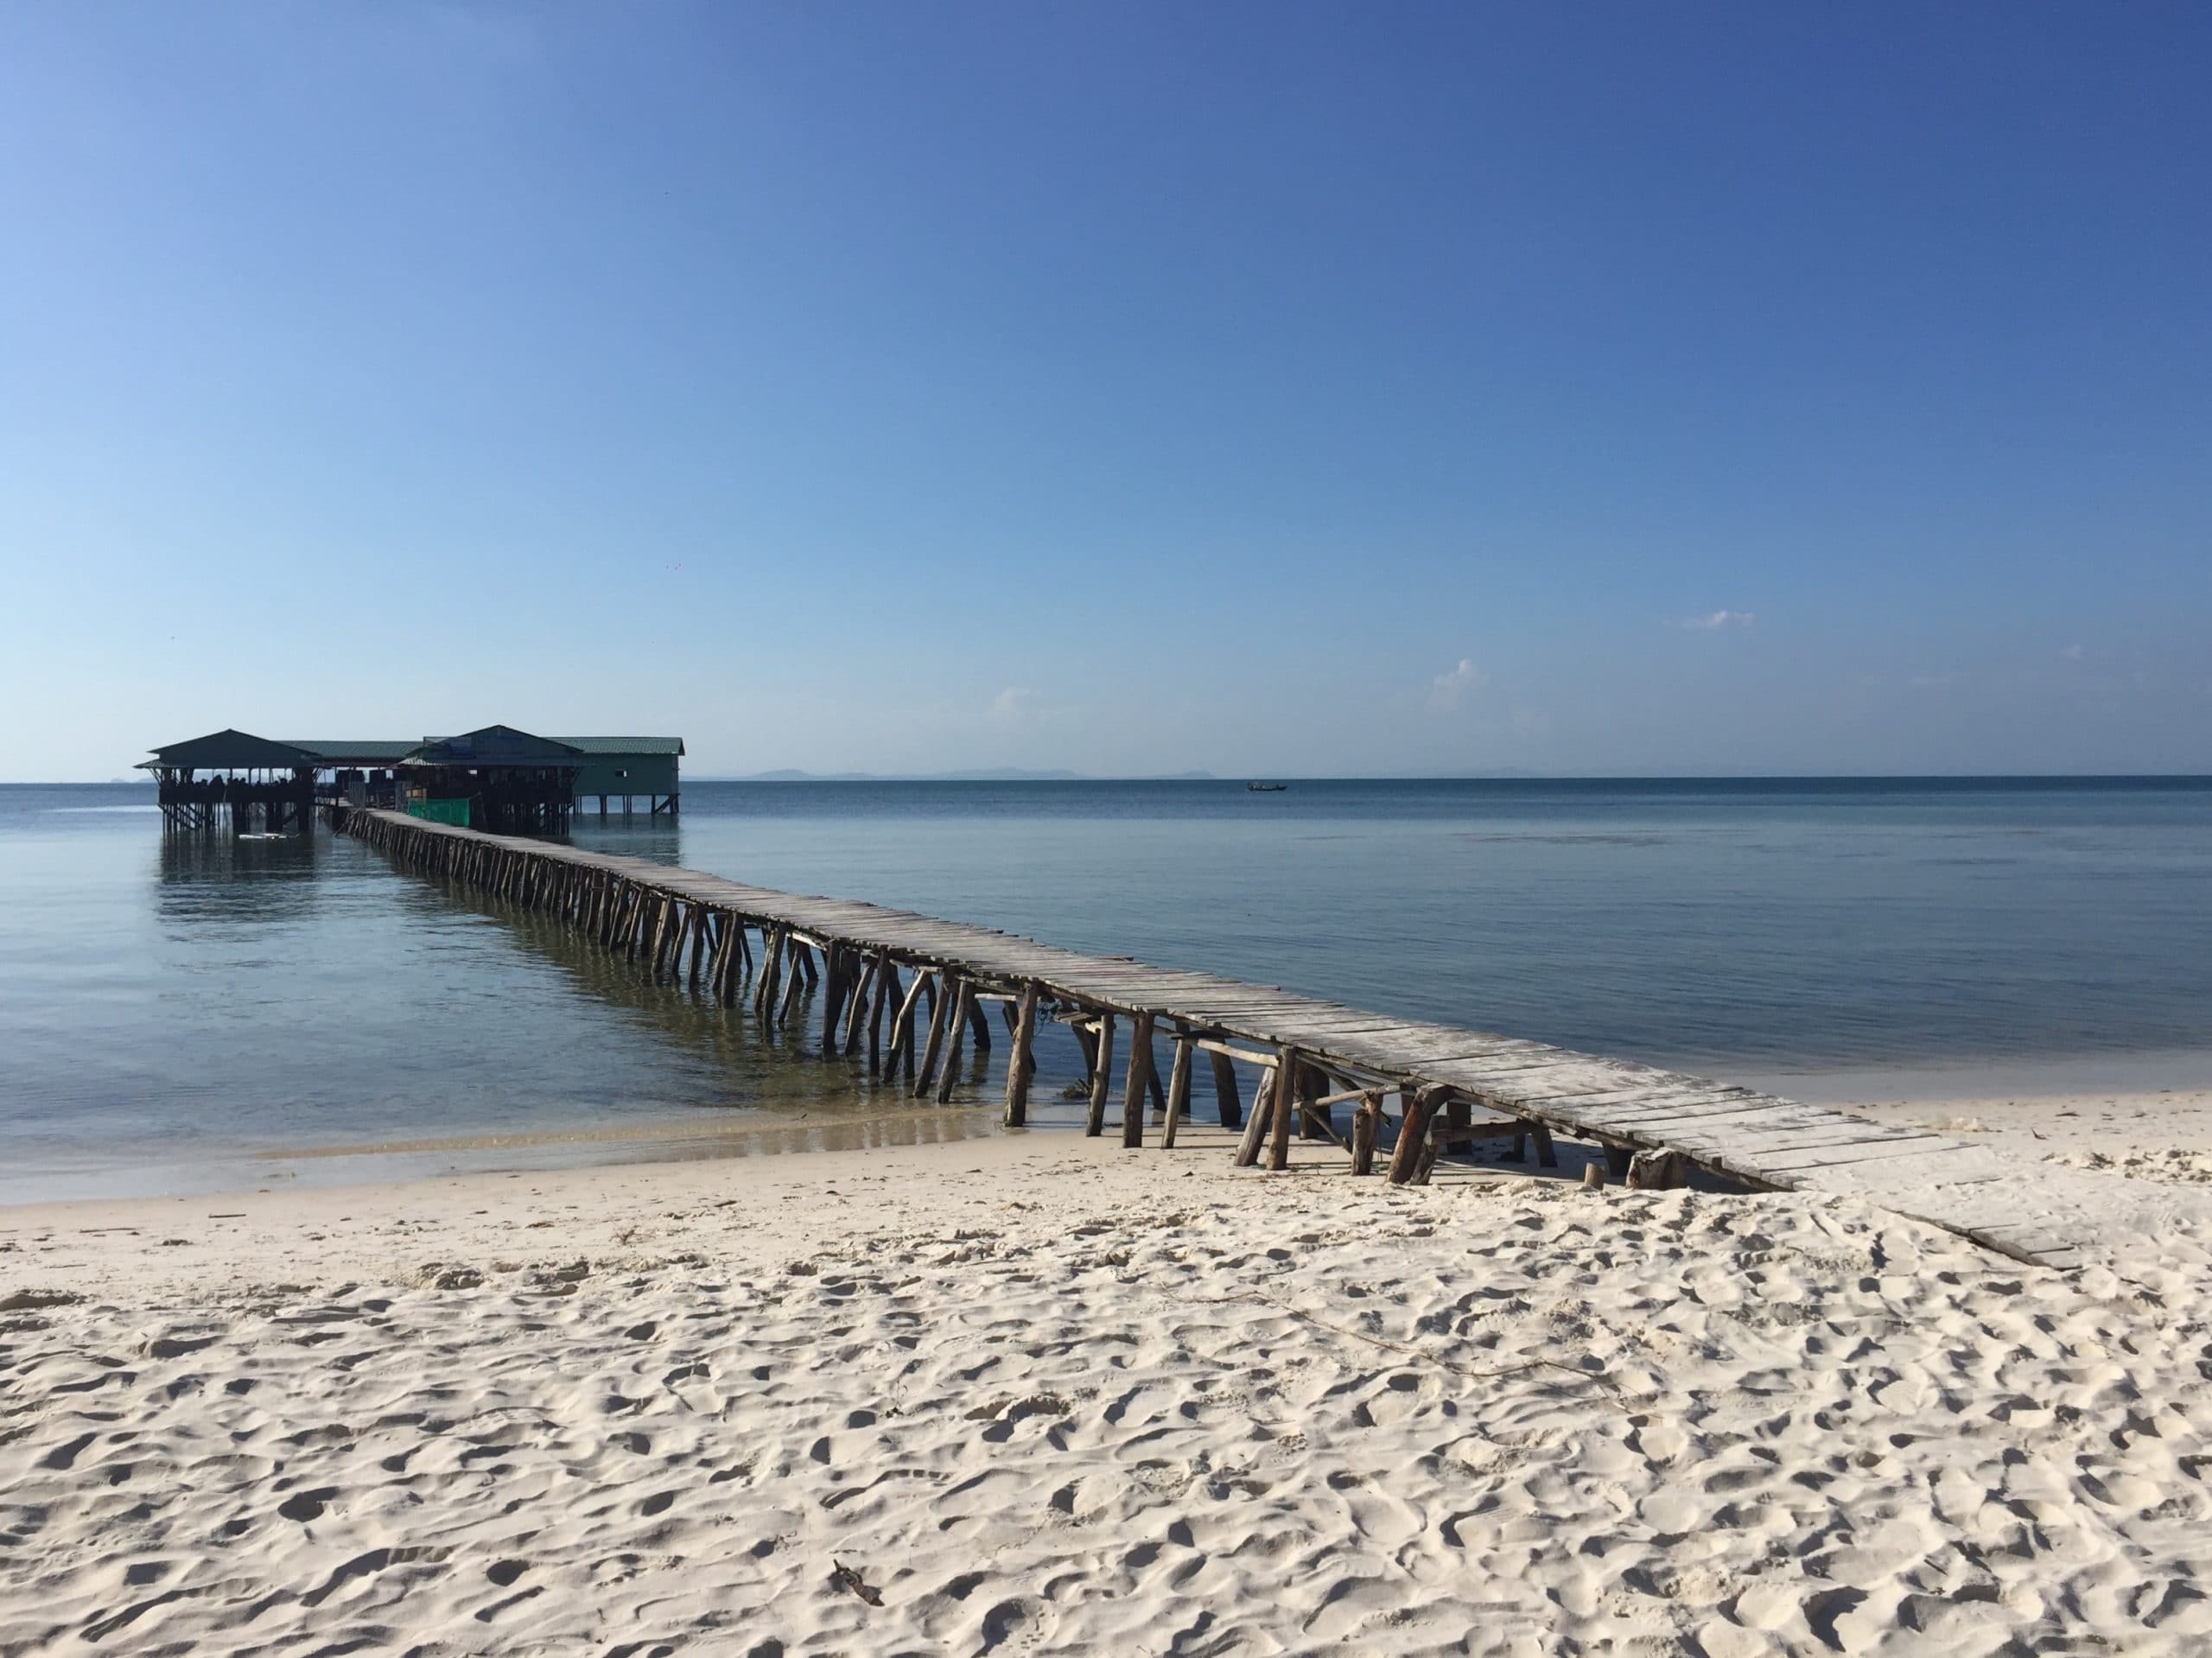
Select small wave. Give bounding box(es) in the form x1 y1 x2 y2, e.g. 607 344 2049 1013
48 805 162 814
1453 831 1668 848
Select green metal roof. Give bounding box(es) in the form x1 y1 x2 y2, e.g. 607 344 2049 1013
143 729 317 771
158 731 685 769
551 736 685 756
282 740 420 764
414 725 585 767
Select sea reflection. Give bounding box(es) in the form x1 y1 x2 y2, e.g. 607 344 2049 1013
404 867 1016 1119
155 830 324 931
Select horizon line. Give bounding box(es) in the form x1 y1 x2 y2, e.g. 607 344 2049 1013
13 771 2212 787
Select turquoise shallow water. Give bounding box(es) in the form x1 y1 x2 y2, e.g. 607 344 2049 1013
3 777 2209 1201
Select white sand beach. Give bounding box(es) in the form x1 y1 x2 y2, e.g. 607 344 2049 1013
6 1095 2212 1657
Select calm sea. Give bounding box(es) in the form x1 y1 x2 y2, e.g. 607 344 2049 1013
3 778 2209 1202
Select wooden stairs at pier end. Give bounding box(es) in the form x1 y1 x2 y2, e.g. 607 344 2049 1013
330 807 2194 1272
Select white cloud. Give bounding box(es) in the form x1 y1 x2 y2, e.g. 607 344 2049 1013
1427 658 1488 710
2061 644 2085 661
1677 609 1757 631
989 686 1039 723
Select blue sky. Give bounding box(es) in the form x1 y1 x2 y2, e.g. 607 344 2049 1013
2 3 2206 778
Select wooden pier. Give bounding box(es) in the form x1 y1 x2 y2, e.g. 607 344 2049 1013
331 806 2167 1270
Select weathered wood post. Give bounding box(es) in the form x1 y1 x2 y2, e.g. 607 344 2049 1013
1529 1123 1558 1168
1388 1084 1452 1185
891 969 927 1080
839 953 873 1052
753 925 786 1015
821 946 849 1051
1627 1147 1685 1190
868 956 899 1076
1350 1090 1383 1174
1121 1012 1156 1148
1209 1051 1243 1129
652 896 675 971
1268 1045 1304 1171
1300 1061 1335 1141
1084 1013 1117 1137
707 912 736 1003
779 940 810 1025
935 979 975 1105
1160 1032 1194 1148
1072 1021 1100 1092
913 972 952 1097
1233 1065 1276 1166
664 900 690 979
1002 982 1040 1127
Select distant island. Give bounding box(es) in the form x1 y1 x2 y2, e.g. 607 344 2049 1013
689 769 1560 783
695 768 1219 783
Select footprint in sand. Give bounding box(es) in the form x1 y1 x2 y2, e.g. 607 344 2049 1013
277 1487 338 1522
978 1595 1055 1654
1639 1486 1703 1534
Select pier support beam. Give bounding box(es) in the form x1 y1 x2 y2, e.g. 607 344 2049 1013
1268 1045 1303 1171
913 972 952 1097
1209 1051 1244 1129
1351 1090 1383 1174
935 978 975 1104
1234 1064 1276 1166
1388 1085 1451 1185
1122 1012 1156 1148
1160 1032 1194 1147
1002 982 1040 1126
1084 1014 1117 1137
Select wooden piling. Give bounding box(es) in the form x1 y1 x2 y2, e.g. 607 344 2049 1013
842 950 877 1054
1388 1085 1451 1185
913 972 951 1098
891 969 927 1079
821 946 849 1051
1073 1020 1100 1093
754 924 786 1015
1268 1045 1304 1172
778 940 810 1025
1209 1050 1243 1129
1084 1013 1117 1137
1350 1090 1382 1174
868 955 898 1076
1233 1066 1276 1166
1160 1032 1194 1148
1003 981 1040 1127
935 978 974 1105
1121 1012 1156 1148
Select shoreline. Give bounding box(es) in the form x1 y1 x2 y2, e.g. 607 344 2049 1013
10 1053 2212 1210
9 1081 2211 1287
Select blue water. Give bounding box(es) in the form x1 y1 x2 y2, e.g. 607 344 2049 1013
3 778 2209 1201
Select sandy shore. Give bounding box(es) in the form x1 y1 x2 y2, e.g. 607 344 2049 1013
6 1096 2212 1655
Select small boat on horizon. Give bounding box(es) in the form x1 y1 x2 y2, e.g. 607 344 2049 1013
1247 781 1288 792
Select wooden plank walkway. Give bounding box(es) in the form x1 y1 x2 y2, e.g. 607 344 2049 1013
333 807 2204 1271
